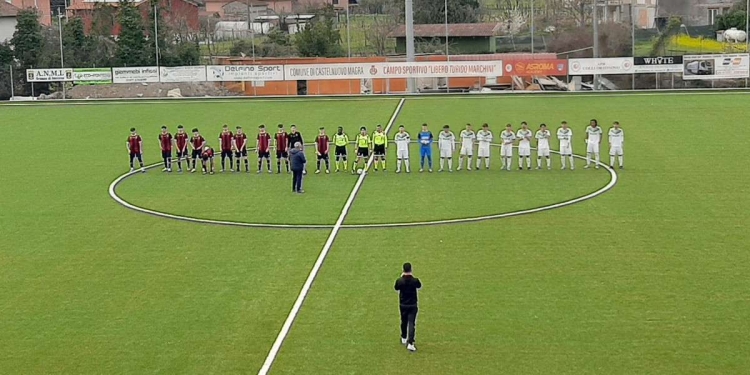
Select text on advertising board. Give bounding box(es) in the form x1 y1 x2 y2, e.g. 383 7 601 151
503 60 568 76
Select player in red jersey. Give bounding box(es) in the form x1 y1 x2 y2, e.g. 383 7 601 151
234 126 249 172
315 127 331 174
256 124 273 173
201 145 215 175
218 124 234 172
158 125 174 172
174 125 189 172
189 128 206 173
274 124 290 174
127 127 145 172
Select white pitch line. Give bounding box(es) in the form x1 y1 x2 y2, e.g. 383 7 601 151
256 97 406 375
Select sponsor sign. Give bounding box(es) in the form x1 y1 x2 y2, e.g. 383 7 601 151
26 68 74 82
73 68 113 84
206 64 284 82
503 59 568 76
634 56 684 73
112 67 160 83
284 61 504 80
683 54 750 80
568 58 635 75
160 66 207 83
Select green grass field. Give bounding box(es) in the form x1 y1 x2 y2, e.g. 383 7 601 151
2 92 749 374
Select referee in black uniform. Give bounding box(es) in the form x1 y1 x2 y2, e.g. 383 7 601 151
394 262 421 352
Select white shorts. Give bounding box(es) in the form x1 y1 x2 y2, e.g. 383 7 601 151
440 148 453 158
501 144 513 157
518 146 531 156
460 146 473 156
610 146 623 156
587 142 600 154
559 145 572 156
477 146 490 158
397 149 409 159
537 147 550 157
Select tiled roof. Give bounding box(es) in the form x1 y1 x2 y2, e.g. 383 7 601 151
0 1 20 17
388 23 502 38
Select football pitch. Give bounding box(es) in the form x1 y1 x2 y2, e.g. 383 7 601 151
1 92 749 374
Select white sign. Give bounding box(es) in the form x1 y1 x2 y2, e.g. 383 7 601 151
159 66 207 83
634 56 684 73
112 67 160 83
26 68 74 82
73 69 113 82
683 54 750 80
568 58 635 75
206 65 284 82
284 61 504 81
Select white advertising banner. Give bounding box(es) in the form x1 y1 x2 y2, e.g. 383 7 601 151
26 68 74 82
568 58 635 75
683 54 750 80
73 68 113 82
206 65 284 81
112 67 160 83
159 66 207 83
284 61 504 80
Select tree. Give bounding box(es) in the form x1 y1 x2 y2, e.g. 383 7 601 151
11 10 44 69
293 6 343 57
716 10 747 31
116 0 148 66
62 17 88 68
548 22 631 58
410 0 480 24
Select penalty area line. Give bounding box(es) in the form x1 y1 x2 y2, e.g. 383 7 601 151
257 97 406 375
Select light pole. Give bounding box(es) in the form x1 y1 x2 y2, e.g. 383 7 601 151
592 0 599 90
444 0 449 92
154 2 160 67
346 0 351 58
530 0 534 54
58 13 66 99
405 0 415 93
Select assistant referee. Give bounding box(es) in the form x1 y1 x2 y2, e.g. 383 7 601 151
394 262 421 352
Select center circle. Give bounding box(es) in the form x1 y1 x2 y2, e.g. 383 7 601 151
110 146 617 229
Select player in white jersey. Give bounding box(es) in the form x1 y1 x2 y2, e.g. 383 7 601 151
585 119 603 169
500 124 516 171
516 122 533 170
458 123 476 171
557 121 575 170
535 123 552 170
475 123 493 169
608 121 624 169
438 125 456 172
394 125 411 173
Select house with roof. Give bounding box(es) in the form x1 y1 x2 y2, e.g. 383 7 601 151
388 23 502 55
67 0 200 36
7 0 52 25
0 2 20 42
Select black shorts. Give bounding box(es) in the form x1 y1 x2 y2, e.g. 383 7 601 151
221 150 233 158
235 149 247 158
162 150 172 159
357 147 369 157
335 146 347 157
130 152 142 160
191 149 201 159
175 150 188 158
258 151 271 159
201 155 213 161
373 144 386 156
317 153 329 160
276 150 289 159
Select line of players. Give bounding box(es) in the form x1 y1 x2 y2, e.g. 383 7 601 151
125 120 625 174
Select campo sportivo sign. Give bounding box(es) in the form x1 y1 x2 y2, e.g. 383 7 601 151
283 61 504 80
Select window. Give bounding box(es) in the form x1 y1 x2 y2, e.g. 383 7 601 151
708 8 721 25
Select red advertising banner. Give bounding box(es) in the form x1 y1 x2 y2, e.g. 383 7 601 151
503 60 568 76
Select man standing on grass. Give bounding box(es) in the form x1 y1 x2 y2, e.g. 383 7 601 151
394 125 411 173
438 125 456 172
290 142 306 193
535 124 552 170
218 124 234 172
257 125 273 173
394 262 421 352
418 124 434 173
158 126 173 172
516 122 533 170
275 124 290 174
476 123 493 170
174 125 189 173
372 124 388 172
189 128 206 173
585 119 603 169
608 121 625 169
352 126 371 174
458 123 475 171
332 126 350 173
500 124 516 171
557 121 574 170
315 127 331 174
127 127 145 173
288 125 306 175
234 126 249 173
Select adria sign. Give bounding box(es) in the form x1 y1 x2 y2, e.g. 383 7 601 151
503 60 568 76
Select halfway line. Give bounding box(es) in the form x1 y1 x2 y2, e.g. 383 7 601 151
257 97 406 375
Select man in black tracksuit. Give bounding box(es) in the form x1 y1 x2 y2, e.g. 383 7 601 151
394 262 421 352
